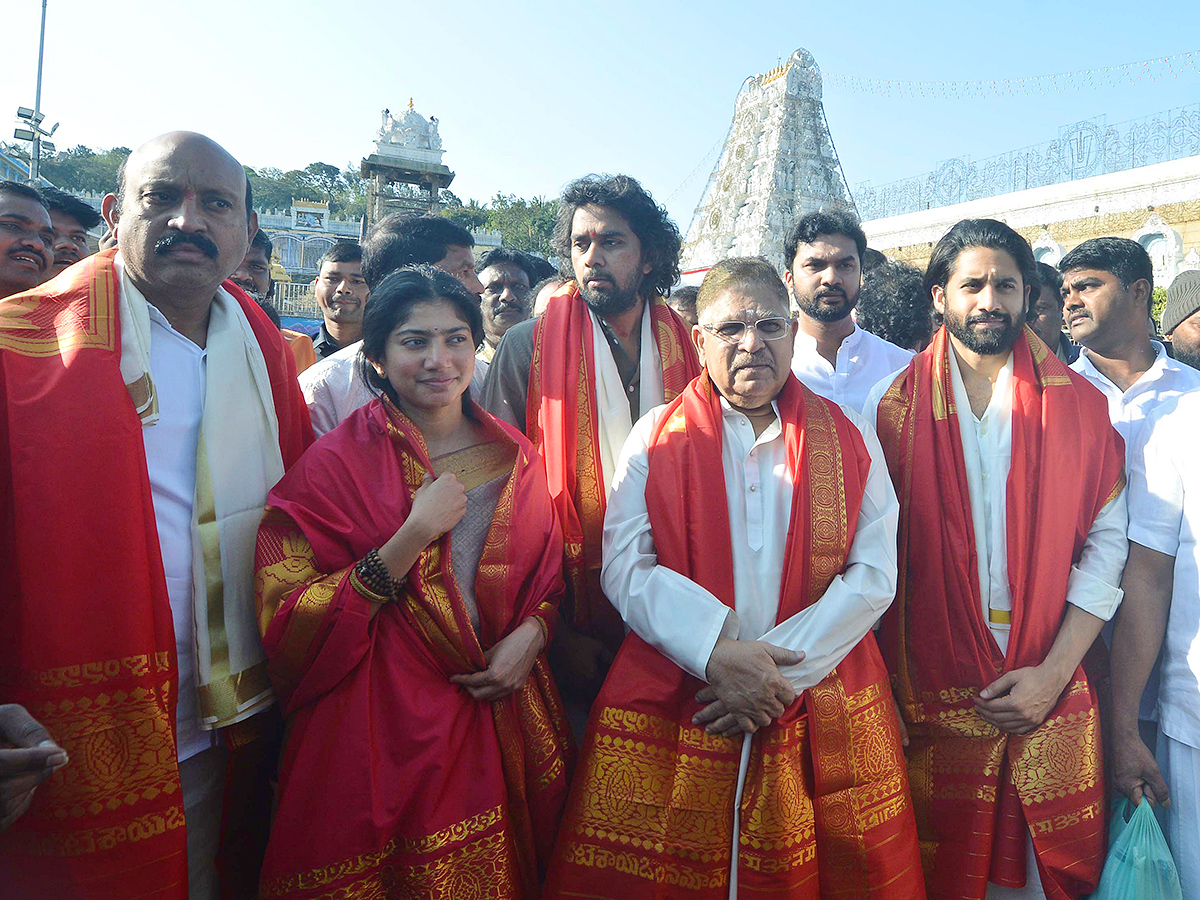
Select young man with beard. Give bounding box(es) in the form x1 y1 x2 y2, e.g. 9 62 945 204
41 187 101 280
0 181 54 298
0 131 312 900
545 258 923 899
1161 269 1200 370
311 241 369 359
476 247 536 363
785 210 913 413
866 219 1127 900
483 174 700 729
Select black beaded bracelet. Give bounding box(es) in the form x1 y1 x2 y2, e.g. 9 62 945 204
355 548 405 599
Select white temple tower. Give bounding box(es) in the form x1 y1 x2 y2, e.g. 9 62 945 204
680 49 854 275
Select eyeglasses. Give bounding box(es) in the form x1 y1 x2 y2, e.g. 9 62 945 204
701 316 793 343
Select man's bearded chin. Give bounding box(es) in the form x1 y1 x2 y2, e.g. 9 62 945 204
798 285 857 323
1172 344 1200 371
946 308 1024 356
579 276 643 316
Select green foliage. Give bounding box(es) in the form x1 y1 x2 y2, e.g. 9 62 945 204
1152 286 1168 330
444 192 559 258
33 144 556 254
39 145 131 195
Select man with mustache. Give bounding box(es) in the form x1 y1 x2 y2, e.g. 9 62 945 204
1059 238 1200 766
0 132 313 900
866 219 1128 900
232 231 318 374
476 247 536 363
42 187 102 280
545 257 923 900
483 174 700 730
0 180 54 298
311 242 369 360
785 210 913 413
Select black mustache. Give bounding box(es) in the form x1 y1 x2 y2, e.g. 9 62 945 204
815 287 846 300
967 312 1012 325
155 231 219 259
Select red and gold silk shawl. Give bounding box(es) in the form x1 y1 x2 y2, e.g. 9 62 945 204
255 397 573 900
0 249 312 900
544 374 924 899
874 327 1126 900
527 284 699 650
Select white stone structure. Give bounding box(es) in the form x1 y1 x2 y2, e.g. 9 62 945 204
680 49 853 278
864 154 1200 287
375 101 444 166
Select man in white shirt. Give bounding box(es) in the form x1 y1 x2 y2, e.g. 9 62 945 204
868 219 1128 900
300 214 485 436
545 256 922 900
0 133 312 899
1111 389 1200 899
1064 237 1200 454
784 209 913 412
1061 236 1200 743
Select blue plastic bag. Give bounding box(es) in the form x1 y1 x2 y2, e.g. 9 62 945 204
1090 797 1182 899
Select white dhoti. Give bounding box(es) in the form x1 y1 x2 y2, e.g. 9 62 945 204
1158 732 1200 900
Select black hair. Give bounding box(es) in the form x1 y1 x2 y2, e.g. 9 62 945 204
923 218 1037 303
856 259 934 351
250 229 274 258
478 247 537 284
669 284 699 322
318 241 362 271
40 187 102 229
0 180 49 209
696 257 790 321
1059 236 1155 299
361 214 474 289
551 174 681 297
1029 261 1063 316
523 253 558 283
358 265 484 409
256 298 282 328
783 210 868 273
116 157 254 224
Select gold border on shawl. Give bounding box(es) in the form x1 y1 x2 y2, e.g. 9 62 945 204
259 804 519 899
268 576 341 693
194 430 233 718
0 254 115 356
197 659 272 724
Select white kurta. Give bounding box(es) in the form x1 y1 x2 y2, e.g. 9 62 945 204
790 323 913 415
865 347 1130 900
943 350 1128 653
602 393 900 898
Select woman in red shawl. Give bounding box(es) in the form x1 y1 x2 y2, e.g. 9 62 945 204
254 266 572 900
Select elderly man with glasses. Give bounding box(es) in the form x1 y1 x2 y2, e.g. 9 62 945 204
544 256 923 900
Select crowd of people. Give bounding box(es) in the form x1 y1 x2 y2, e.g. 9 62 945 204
2 129 1200 900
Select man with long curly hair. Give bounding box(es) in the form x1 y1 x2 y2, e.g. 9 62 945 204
483 174 700 729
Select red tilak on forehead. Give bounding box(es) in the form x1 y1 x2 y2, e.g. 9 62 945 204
183 190 197 200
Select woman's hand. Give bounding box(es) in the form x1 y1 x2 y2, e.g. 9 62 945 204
450 619 545 702
404 473 467 545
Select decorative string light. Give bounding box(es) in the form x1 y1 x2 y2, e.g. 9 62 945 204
826 51 1198 100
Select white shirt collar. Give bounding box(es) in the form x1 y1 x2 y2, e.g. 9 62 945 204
1077 341 1170 394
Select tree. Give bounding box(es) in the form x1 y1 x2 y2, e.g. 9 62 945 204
39 145 130 195
443 192 558 257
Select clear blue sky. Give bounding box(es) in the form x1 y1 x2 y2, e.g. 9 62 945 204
3 0 1199 229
